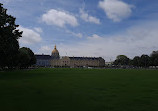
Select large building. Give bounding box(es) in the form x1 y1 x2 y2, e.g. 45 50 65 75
35 45 105 67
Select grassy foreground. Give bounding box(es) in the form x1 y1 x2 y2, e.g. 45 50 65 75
0 68 158 111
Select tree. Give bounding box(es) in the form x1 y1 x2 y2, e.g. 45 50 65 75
25 47 36 66
132 56 141 67
113 55 130 66
150 51 158 67
18 47 36 68
0 3 22 69
18 48 31 68
140 54 151 67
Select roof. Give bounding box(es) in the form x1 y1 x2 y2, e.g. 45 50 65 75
35 55 104 61
69 57 104 60
52 45 59 54
35 54 51 60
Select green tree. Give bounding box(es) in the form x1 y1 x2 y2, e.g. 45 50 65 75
18 47 36 68
0 3 22 69
18 48 31 68
150 51 158 67
132 56 141 67
113 55 130 66
25 47 36 66
140 55 151 67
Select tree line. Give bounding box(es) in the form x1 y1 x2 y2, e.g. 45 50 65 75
0 3 36 70
113 51 158 68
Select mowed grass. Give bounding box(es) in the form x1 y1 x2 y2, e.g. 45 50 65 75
0 68 158 111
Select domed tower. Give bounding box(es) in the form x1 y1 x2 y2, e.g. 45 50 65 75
51 45 60 59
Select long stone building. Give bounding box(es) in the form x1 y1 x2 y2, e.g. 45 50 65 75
35 45 105 67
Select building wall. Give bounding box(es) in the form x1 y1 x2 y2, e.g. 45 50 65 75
98 58 105 67
70 59 98 67
36 59 50 67
50 56 105 67
51 56 70 67
60 56 70 66
51 59 60 67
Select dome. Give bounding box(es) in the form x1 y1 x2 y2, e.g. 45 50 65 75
51 45 60 59
52 45 59 54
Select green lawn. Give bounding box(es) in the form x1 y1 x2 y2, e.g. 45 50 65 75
0 68 158 111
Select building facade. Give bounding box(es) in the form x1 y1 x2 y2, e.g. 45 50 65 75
35 54 51 67
35 45 105 67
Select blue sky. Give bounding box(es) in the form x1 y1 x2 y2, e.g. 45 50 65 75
1 0 158 61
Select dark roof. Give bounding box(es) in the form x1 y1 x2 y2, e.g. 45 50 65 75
35 54 51 60
69 57 103 60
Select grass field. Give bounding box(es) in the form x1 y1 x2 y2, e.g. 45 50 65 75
0 68 158 111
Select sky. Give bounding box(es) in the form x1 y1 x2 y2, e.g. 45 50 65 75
1 0 158 61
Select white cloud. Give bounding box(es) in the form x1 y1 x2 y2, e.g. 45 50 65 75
57 22 158 61
34 27 43 33
66 30 83 38
41 9 78 27
1 0 11 4
75 33 83 38
1 0 22 4
39 46 52 54
80 9 100 24
19 26 42 45
99 0 133 22
88 34 102 39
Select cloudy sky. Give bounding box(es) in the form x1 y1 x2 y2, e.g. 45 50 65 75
1 0 158 61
